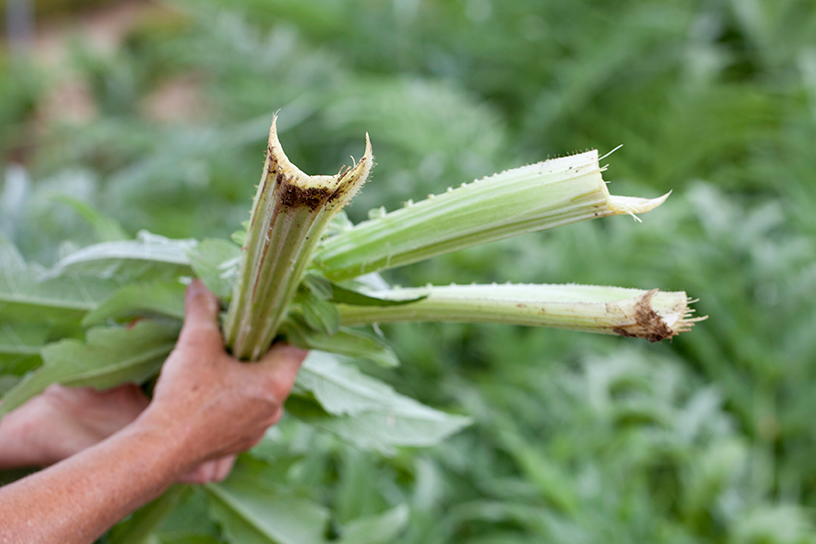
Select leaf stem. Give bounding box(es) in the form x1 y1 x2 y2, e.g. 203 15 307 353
223 118 372 360
337 283 704 342
315 151 668 280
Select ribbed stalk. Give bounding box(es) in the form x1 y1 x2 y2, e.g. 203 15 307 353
337 284 704 342
315 150 668 281
224 118 372 360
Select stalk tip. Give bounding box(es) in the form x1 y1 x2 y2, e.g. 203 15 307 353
607 191 671 222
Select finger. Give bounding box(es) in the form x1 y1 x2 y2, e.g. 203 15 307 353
253 344 308 400
180 280 222 339
181 461 218 484
245 431 267 451
213 455 237 482
266 405 284 427
178 464 207 484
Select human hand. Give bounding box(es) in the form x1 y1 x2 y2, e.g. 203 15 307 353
137 280 308 471
0 384 239 483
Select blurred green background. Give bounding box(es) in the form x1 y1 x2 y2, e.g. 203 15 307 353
2 0 816 541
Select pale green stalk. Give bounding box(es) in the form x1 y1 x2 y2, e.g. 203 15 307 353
315 150 669 281
337 284 704 341
224 118 372 360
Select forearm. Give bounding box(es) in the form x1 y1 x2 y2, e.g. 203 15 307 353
0 418 192 544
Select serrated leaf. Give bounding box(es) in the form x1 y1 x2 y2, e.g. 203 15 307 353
82 282 186 326
282 320 398 367
186 238 241 300
329 282 426 307
302 274 333 300
0 236 118 323
295 352 403 416
306 408 472 455
51 195 130 243
158 536 221 544
108 486 190 544
231 230 247 247
0 375 21 395
299 295 340 336
0 323 48 374
206 457 329 544
0 320 179 416
336 505 409 544
293 352 471 454
44 231 197 282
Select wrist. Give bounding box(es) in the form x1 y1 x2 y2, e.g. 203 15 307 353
129 408 202 477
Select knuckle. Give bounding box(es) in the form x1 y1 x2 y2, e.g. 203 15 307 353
268 406 284 426
262 374 293 402
189 289 218 310
179 328 223 352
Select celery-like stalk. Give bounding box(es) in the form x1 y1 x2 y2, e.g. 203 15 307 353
224 118 372 360
337 284 704 342
315 151 668 281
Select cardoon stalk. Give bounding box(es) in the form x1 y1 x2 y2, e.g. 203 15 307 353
337 284 704 342
223 118 372 360
315 150 668 280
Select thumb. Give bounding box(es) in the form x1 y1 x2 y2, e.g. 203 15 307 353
180 280 222 340
252 344 309 401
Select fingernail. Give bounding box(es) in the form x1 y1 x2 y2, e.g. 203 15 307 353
274 343 309 360
186 279 204 299
287 345 309 362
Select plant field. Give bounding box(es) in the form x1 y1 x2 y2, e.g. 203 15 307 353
2 0 816 542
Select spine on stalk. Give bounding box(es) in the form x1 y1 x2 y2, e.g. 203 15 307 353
224 118 372 360
337 284 705 342
314 150 669 281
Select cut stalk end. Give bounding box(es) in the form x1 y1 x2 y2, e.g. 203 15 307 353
224 117 373 360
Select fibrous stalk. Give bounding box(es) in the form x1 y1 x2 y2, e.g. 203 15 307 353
337 284 705 342
315 150 668 281
224 118 372 360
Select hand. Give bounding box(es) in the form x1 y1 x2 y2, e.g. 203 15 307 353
0 280 307 484
0 384 238 483
137 280 308 470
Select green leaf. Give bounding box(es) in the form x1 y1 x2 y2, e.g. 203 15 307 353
50 195 130 242
230 221 250 246
328 282 426 307
0 320 179 415
299 295 340 336
44 231 197 282
295 352 405 416
108 485 190 544
0 236 118 323
306 409 471 456
82 281 186 326
336 505 409 544
231 230 247 247
186 238 241 300
282 320 399 367
302 274 333 300
0 375 21 395
206 457 329 544
157 536 221 544
0 323 48 374
292 352 471 454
